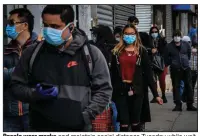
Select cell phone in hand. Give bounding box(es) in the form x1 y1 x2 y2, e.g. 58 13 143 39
40 83 53 90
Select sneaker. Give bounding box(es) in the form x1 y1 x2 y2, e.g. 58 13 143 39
172 104 182 111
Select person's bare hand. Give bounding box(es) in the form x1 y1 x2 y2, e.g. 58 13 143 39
156 97 163 105
152 48 157 54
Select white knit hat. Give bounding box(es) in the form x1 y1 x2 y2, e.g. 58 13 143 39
182 36 191 42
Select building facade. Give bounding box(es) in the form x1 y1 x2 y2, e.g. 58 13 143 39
4 4 196 45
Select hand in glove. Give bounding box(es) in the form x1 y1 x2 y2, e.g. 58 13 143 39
32 84 58 101
36 83 58 97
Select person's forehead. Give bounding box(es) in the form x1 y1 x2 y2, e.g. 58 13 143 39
9 13 21 22
124 27 135 32
152 28 157 31
42 14 64 25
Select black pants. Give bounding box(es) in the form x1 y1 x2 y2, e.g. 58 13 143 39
182 70 197 101
115 83 144 125
170 68 194 105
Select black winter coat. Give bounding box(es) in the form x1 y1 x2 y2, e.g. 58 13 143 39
111 46 159 122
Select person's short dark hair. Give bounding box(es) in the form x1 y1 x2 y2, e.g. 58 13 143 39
114 26 123 36
9 8 34 33
42 5 74 25
172 29 182 37
128 16 139 24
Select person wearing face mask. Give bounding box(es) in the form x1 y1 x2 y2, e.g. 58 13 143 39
164 30 197 111
181 36 197 103
148 26 168 103
127 16 153 56
111 24 163 132
3 8 37 132
9 5 112 132
114 26 123 43
127 16 156 130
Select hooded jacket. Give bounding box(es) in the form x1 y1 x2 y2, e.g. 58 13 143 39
9 28 112 131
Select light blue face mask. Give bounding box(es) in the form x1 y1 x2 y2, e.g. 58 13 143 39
43 23 72 46
123 35 136 45
6 25 21 40
151 33 158 39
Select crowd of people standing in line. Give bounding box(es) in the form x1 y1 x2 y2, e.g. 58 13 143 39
3 5 197 132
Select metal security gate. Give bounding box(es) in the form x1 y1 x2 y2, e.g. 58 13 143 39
97 5 113 29
135 5 152 33
166 5 173 43
114 5 135 27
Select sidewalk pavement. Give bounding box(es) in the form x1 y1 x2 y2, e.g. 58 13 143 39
145 91 198 132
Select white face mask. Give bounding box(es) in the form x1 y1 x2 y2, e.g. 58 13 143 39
115 37 120 42
174 36 181 42
192 48 197 53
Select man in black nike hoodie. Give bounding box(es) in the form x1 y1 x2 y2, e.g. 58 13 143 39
9 5 112 132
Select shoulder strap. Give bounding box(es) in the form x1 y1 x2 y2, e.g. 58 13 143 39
82 43 94 82
83 44 93 78
29 41 44 75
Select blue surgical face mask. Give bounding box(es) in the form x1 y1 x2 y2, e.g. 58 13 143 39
6 25 22 40
151 33 158 39
123 35 136 45
43 23 72 46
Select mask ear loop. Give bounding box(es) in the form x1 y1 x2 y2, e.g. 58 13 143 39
61 22 74 39
15 23 26 34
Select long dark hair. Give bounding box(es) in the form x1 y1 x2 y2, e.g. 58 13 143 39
149 26 161 40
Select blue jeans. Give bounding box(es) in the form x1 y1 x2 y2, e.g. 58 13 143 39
3 115 29 132
110 102 120 132
180 80 184 96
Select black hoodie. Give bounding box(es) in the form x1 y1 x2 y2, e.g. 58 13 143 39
9 28 112 131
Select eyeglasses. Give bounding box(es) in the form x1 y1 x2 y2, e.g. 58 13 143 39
7 20 25 26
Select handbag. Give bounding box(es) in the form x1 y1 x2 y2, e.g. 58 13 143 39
91 103 114 132
152 52 165 72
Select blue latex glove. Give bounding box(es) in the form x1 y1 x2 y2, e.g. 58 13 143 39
36 84 58 97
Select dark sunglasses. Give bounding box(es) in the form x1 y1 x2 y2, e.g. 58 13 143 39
7 20 25 26
152 31 158 33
